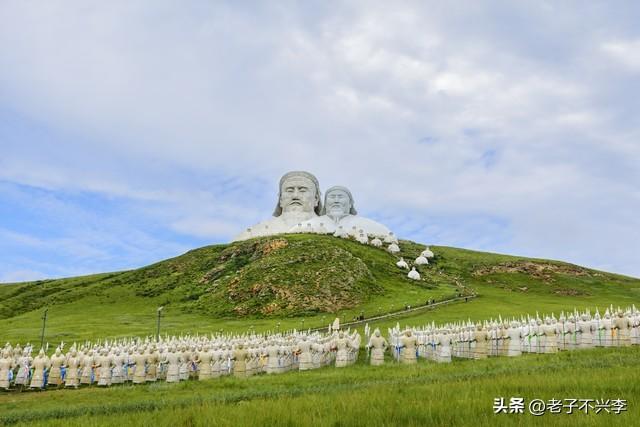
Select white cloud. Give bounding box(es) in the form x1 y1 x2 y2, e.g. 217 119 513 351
601 39 640 71
0 1 639 277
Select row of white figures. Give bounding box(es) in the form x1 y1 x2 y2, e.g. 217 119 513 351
366 305 640 366
396 246 435 281
245 219 403 255
0 329 361 391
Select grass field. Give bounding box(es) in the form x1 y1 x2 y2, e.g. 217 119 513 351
0 235 638 426
1 347 638 426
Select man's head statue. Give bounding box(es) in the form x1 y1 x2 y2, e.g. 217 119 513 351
321 185 357 219
272 171 322 217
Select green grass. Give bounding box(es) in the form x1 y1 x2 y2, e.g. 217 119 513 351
1 347 638 426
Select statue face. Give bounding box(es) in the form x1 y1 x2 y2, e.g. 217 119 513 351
325 189 351 217
279 176 318 214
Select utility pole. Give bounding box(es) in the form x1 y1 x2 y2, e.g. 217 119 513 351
40 308 48 350
156 306 164 341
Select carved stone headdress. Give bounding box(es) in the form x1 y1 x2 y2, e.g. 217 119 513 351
272 171 323 217
320 185 358 215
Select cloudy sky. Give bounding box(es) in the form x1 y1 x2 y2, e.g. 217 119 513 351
1 1 639 282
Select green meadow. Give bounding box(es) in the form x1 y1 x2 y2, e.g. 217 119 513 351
1 348 638 426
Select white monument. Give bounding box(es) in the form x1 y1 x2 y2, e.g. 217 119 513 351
233 173 394 241
234 171 323 241
307 186 391 238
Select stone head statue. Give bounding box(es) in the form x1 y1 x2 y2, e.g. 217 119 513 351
272 171 322 217
321 186 358 219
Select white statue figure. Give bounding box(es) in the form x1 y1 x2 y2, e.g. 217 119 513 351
14 349 32 388
414 255 429 265
473 324 489 360
164 346 181 383
356 231 369 245
421 247 435 259
266 341 279 374
132 348 147 384
47 347 65 387
367 329 388 366
334 226 348 238
111 348 125 385
370 237 383 247
542 317 558 353
396 257 409 269
332 317 340 332
565 315 578 350
145 345 159 382
195 345 213 380
631 309 640 345
179 346 190 381
506 321 522 357
578 314 594 349
400 330 418 364
80 349 94 385
296 336 313 371
613 310 632 347
387 242 401 254
316 222 328 234
232 343 248 378
407 267 421 280
30 349 50 389
333 332 353 368
234 171 323 241
436 329 452 363
63 347 81 388
601 310 613 347
305 186 392 239
96 348 113 386
383 232 398 244
0 350 14 390
211 345 223 378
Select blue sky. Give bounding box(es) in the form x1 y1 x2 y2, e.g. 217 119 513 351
1 1 639 281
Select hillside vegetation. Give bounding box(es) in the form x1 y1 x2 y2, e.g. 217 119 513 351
0 234 638 343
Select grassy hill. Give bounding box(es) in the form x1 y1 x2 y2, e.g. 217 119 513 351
0 234 638 344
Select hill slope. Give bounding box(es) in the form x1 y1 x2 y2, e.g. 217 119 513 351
0 234 638 343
